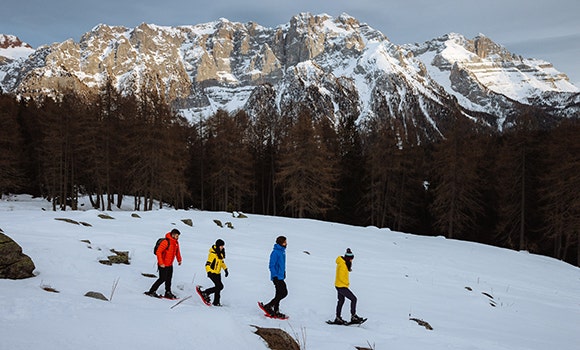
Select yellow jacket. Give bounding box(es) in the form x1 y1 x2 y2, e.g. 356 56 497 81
205 245 227 274
335 256 350 288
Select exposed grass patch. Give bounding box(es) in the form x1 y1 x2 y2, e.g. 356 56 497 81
98 213 115 220
55 218 79 225
410 318 433 330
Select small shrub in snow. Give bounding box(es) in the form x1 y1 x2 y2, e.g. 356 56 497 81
55 218 79 225
98 214 115 220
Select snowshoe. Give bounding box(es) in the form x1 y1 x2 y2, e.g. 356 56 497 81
326 315 367 326
195 285 211 306
326 316 347 325
258 301 289 320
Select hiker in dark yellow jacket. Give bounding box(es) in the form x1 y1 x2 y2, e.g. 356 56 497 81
334 248 364 324
199 239 228 306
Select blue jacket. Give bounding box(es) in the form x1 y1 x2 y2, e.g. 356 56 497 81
269 243 286 280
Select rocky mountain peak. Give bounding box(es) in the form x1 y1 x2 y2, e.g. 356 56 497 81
472 34 516 60
0 34 32 49
0 34 35 65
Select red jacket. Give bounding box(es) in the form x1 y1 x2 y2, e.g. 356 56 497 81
156 232 182 266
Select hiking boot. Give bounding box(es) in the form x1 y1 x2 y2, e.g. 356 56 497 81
144 291 160 298
261 303 275 316
334 316 347 325
164 291 178 299
201 292 211 304
351 314 364 323
274 311 287 319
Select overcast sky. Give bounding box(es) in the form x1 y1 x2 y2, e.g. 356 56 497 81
2 0 579 85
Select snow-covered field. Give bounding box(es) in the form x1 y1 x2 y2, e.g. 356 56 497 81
1 194 578 350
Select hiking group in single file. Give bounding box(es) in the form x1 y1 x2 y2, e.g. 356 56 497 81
145 229 366 325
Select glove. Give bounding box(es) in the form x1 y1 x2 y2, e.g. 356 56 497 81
224 269 229 277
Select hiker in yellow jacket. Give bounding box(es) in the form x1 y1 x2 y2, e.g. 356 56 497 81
198 239 228 306
333 248 364 324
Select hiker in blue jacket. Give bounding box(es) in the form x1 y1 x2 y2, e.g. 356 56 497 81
262 236 288 318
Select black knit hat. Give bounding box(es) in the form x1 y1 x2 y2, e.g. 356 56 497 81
344 248 354 258
276 236 287 245
215 239 225 247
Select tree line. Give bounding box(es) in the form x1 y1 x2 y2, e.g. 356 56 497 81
0 87 578 266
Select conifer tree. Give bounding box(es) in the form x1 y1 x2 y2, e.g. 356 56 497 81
0 94 25 196
493 111 542 250
334 113 365 225
539 119 580 263
429 111 485 239
127 82 173 210
84 79 124 210
36 92 88 210
204 109 254 211
276 108 338 218
363 116 424 231
247 100 284 216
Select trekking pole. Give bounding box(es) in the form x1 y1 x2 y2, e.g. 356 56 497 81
110 277 120 302
171 295 192 309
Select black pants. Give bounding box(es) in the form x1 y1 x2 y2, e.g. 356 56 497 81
336 287 357 317
150 265 173 294
205 272 224 305
266 278 288 312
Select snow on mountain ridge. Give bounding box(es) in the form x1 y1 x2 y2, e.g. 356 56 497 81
407 33 578 104
0 34 34 60
0 34 32 49
1 14 577 136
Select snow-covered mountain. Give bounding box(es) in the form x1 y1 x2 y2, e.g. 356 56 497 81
406 33 580 129
0 34 33 59
0 34 34 89
0 13 578 138
1 194 579 350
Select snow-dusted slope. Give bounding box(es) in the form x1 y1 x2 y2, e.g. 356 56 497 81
0 194 579 350
0 34 34 59
0 34 34 86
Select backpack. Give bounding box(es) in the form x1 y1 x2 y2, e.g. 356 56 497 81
153 237 170 255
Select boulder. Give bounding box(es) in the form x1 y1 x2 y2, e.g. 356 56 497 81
253 326 300 350
84 291 108 301
0 232 36 279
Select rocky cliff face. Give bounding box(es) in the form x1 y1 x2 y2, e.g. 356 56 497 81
0 34 32 50
0 14 578 139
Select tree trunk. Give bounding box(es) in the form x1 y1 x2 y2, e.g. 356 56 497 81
519 148 526 250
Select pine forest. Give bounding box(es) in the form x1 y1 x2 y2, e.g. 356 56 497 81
0 86 578 267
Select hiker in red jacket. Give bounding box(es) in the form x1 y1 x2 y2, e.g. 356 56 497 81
145 229 182 299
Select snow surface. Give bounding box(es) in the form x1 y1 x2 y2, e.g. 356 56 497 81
1 194 579 350
0 44 34 60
